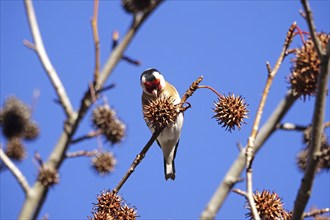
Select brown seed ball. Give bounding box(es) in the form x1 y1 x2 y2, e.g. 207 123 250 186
92 105 126 145
23 121 40 141
37 165 59 187
5 138 26 161
297 145 330 173
92 152 116 176
246 190 291 220
90 190 138 220
1 97 31 139
213 93 249 131
288 33 329 100
143 96 179 131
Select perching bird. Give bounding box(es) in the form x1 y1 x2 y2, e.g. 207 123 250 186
140 68 184 180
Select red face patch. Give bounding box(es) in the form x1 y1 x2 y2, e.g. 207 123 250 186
144 79 161 93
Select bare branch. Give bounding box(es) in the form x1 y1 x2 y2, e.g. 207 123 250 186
300 0 325 58
303 208 330 218
19 1 164 219
324 121 330 129
292 2 330 218
197 85 222 97
277 122 307 131
96 0 164 90
246 22 296 167
66 150 98 158
23 39 36 50
24 0 74 118
0 148 31 195
113 128 163 194
240 22 296 220
265 62 272 75
232 188 247 197
71 130 102 144
91 0 100 82
245 163 260 220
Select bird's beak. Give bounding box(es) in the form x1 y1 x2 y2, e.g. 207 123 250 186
152 89 158 97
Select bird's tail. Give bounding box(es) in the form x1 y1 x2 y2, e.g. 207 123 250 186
164 160 175 180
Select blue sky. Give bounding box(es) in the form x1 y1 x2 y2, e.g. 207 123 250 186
1 1 329 219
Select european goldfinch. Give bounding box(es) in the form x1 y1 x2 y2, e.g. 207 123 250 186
140 68 184 180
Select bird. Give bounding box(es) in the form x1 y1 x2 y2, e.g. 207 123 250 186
140 68 184 180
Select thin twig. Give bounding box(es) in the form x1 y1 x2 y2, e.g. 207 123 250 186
303 208 330 218
299 9 306 19
324 121 330 129
91 0 100 82
24 0 74 118
89 82 98 104
111 30 141 66
71 130 102 144
113 128 164 194
34 152 43 167
180 76 204 104
243 22 296 220
0 148 31 195
277 122 307 131
301 0 325 58
245 162 259 220
232 188 247 197
95 83 116 94
112 30 119 49
23 39 36 50
197 85 222 97
246 21 296 167
292 1 330 218
122 56 141 65
265 62 272 75
66 150 98 158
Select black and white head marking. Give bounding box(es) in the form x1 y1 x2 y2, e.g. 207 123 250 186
140 68 166 97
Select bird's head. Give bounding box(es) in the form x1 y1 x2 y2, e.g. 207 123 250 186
140 68 166 98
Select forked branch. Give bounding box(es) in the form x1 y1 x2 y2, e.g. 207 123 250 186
24 0 74 118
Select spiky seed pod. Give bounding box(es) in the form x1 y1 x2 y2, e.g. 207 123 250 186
104 119 126 145
23 121 40 141
92 105 126 145
319 145 330 171
118 205 138 220
245 190 291 220
37 165 59 187
92 105 116 131
297 148 309 172
303 125 327 146
90 190 138 220
5 138 26 161
92 152 116 176
213 93 249 131
121 0 155 14
297 144 330 173
288 33 329 100
1 97 31 139
143 96 179 131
